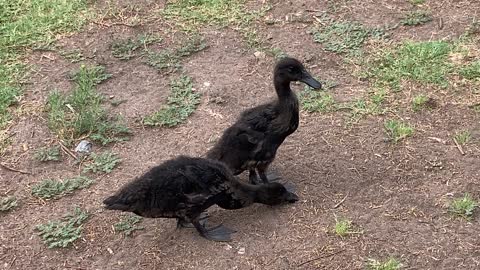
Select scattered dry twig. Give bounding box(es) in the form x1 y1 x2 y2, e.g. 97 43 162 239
452 138 465 155
333 194 348 209
0 163 31 175
58 141 78 160
297 249 345 267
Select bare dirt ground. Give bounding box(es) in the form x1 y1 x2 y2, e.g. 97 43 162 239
1 0 479 269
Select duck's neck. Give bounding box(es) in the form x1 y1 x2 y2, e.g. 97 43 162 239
274 75 294 100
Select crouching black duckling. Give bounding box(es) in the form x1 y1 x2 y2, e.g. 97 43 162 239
207 57 322 184
103 156 298 242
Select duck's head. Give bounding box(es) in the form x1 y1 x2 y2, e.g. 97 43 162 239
256 182 299 205
274 57 322 89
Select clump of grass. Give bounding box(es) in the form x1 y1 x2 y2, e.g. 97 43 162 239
34 146 61 162
367 258 403 270
0 0 92 129
339 89 387 122
31 176 94 199
401 10 432 26
408 0 425 4
47 65 131 145
449 193 477 220
60 49 85 63
312 16 386 55
384 119 414 143
0 196 18 212
367 41 453 90
143 75 201 127
300 91 336 113
412 94 429 111
111 34 162 60
83 151 121 174
454 130 471 145
114 215 144 236
333 217 362 237
459 61 480 80
36 207 89 248
162 0 261 30
146 36 207 73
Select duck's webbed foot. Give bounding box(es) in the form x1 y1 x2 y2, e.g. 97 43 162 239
192 218 236 242
177 212 208 229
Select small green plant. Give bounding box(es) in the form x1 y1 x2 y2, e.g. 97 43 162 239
110 34 162 60
384 120 414 143
368 41 453 90
143 75 201 127
449 193 477 219
114 215 144 236
408 0 425 4
367 258 403 270
31 176 94 199
454 130 471 145
83 152 121 174
300 90 336 113
146 36 207 73
60 49 85 63
0 196 18 212
312 17 385 55
459 61 480 80
401 10 432 26
36 207 89 248
34 146 61 162
412 94 429 111
47 65 130 144
333 218 352 237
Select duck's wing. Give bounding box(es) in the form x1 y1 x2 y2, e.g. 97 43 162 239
239 103 278 132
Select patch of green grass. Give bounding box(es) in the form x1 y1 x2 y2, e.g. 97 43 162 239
0 0 92 129
300 90 336 113
368 41 453 90
83 151 121 174
449 193 477 220
34 146 61 162
60 49 85 63
454 130 471 145
401 10 432 26
264 47 288 59
143 75 201 127
384 119 414 143
36 207 89 248
412 94 429 111
459 61 480 80
161 0 261 30
333 217 362 237
312 16 386 55
472 104 480 113
0 196 18 212
31 176 94 199
111 34 162 60
339 89 387 121
146 36 207 73
114 215 144 236
47 65 131 145
408 0 425 4
367 258 403 270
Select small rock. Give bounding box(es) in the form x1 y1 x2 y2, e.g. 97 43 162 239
75 140 92 154
203 81 211 87
254 51 266 60
237 247 245 255
107 247 114 255
224 244 233 251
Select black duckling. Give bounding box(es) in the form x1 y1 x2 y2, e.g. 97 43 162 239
206 57 322 184
103 156 299 242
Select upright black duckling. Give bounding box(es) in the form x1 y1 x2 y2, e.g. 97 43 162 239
207 57 322 184
103 156 298 242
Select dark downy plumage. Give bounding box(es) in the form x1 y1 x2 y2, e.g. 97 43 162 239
103 156 298 242
207 57 322 184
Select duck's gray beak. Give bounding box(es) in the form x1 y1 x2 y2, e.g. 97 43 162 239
300 71 322 89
